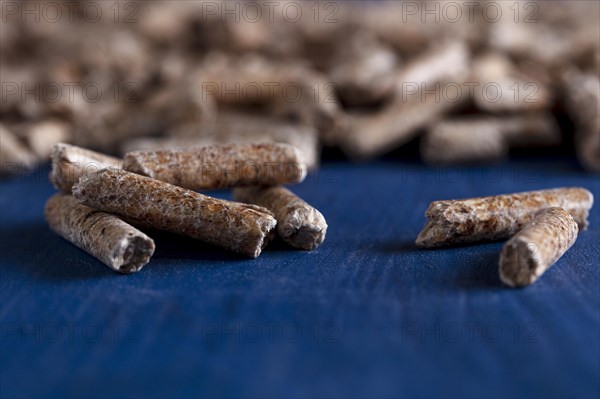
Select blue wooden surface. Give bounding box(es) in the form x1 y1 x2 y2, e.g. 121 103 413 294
1 160 599 398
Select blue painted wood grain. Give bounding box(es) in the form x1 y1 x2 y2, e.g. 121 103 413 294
1 159 598 398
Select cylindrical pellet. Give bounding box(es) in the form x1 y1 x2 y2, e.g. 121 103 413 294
421 113 560 165
121 113 320 168
329 31 398 107
1 124 37 174
394 41 471 94
499 207 578 287
234 186 327 250
416 187 593 248
341 84 465 159
45 194 155 274
472 53 551 113
122 142 307 190
50 143 122 192
564 71 600 172
497 113 561 148
24 120 71 160
421 121 507 164
73 168 277 258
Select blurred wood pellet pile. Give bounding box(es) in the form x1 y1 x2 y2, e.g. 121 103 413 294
1 0 598 175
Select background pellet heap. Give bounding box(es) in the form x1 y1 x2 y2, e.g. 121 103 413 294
1 1 599 175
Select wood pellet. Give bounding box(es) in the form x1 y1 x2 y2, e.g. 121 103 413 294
471 53 552 113
73 168 277 258
234 186 327 250
416 188 593 248
421 121 507 165
45 194 155 274
328 31 398 107
121 112 320 168
340 83 467 159
123 142 307 190
499 208 579 287
563 70 600 172
0 124 38 175
421 113 561 165
21 120 71 160
394 40 471 95
50 143 122 193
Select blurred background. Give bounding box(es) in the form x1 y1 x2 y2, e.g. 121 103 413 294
1 0 598 174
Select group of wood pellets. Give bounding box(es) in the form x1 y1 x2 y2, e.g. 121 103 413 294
45 142 327 272
1 1 598 172
46 141 595 287
416 187 593 287
0 1 598 284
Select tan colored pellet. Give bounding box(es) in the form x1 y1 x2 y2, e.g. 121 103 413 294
499 207 578 287
45 194 155 274
0 124 38 174
70 78 216 153
563 70 600 172
73 168 277 258
488 3 599 68
395 40 471 94
23 120 70 160
234 186 327 250
421 122 507 164
329 31 398 107
472 53 552 113
416 187 593 248
193 53 339 137
340 83 466 159
421 113 561 164
121 111 320 168
123 142 307 190
494 112 561 148
211 111 320 168
50 143 122 193
435 113 561 149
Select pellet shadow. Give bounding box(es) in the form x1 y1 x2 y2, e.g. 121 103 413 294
258 236 294 252
0 223 114 280
148 229 304 260
451 246 506 290
381 239 506 290
148 230 252 262
379 240 421 254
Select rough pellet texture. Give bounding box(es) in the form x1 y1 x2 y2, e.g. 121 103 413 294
73 168 277 257
45 194 155 273
50 143 122 192
211 111 321 168
499 207 578 287
123 142 307 190
234 186 327 250
421 122 507 164
121 113 320 168
416 187 593 248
